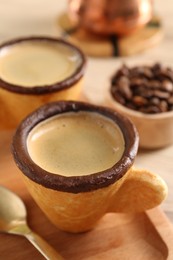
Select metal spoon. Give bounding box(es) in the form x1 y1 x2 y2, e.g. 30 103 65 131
0 185 64 260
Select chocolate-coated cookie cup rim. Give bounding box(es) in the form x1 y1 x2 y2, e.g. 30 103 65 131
0 36 86 95
12 101 139 193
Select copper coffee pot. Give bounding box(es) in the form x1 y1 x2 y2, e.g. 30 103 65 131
68 0 153 35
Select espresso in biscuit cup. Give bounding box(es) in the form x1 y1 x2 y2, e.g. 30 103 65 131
12 101 167 233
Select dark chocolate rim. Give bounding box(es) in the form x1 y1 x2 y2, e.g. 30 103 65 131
0 36 86 95
12 101 139 193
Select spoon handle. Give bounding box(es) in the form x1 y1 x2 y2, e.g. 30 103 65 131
25 231 64 260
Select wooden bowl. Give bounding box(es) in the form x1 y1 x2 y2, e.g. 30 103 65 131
107 91 173 149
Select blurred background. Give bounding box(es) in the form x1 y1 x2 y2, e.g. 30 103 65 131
0 0 171 103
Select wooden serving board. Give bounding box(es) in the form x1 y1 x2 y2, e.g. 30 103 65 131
58 13 163 57
0 132 173 260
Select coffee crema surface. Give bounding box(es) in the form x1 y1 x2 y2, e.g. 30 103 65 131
0 41 81 87
27 112 125 177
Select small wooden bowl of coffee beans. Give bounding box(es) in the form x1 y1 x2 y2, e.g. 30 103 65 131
107 63 173 149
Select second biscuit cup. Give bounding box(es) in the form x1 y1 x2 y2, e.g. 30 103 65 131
0 37 86 129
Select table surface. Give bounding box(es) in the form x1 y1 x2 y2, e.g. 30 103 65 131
0 0 172 229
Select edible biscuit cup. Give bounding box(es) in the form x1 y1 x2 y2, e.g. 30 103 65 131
12 101 167 233
0 37 86 129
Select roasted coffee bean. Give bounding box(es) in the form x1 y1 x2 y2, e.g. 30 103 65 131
110 63 173 114
162 80 173 92
133 96 148 106
159 100 168 112
140 106 161 114
111 77 116 85
126 102 136 110
150 97 160 106
153 90 170 99
159 69 173 81
118 77 132 100
148 80 161 89
111 90 126 105
116 64 129 78
117 76 130 86
168 96 173 105
130 66 153 79
142 68 153 79
133 85 146 95
152 62 162 72
130 78 148 87
140 89 155 98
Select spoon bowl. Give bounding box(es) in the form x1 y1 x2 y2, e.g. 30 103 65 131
0 186 26 232
0 186 64 260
